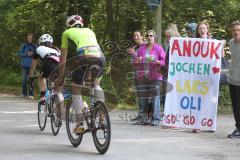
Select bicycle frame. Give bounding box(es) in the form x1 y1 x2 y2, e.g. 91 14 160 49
79 67 104 134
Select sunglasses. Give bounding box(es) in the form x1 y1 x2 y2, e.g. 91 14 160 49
146 35 154 37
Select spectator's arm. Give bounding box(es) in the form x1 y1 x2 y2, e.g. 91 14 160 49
128 46 138 58
132 47 142 64
156 46 166 66
18 44 28 57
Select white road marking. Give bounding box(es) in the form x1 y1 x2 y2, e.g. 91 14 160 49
113 137 197 143
0 100 37 103
0 110 37 114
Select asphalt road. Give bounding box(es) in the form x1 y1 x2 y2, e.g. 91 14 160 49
0 93 239 160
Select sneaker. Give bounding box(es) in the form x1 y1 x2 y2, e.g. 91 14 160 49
150 120 160 126
73 123 84 134
28 96 34 100
131 115 141 122
192 129 200 133
228 129 240 138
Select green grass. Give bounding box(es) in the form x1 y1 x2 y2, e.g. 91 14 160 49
0 84 21 95
218 84 232 114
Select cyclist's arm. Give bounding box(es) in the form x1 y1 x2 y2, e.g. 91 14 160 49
59 48 68 78
59 30 68 78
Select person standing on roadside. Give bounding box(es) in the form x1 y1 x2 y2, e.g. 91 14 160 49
227 20 240 138
162 23 181 108
134 30 166 126
18 33 36 99
185 22 197 38
128 30 146 122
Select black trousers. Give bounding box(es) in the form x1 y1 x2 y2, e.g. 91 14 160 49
229 83 240 130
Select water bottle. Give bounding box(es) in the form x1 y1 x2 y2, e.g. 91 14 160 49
45 89 50 104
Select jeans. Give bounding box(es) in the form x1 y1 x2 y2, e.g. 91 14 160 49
133 80 141 115
21 67 33 96
229 84 240 130
137 80 161 122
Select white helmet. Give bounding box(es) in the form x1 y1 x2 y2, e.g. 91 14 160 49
66 15 83 28
39 34 53 45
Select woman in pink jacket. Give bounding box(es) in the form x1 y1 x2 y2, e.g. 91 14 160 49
134 30 166 126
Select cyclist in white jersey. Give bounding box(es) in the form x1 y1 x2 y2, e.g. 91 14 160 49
29 34 61 103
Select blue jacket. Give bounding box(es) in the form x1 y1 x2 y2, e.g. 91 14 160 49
18 43 37 68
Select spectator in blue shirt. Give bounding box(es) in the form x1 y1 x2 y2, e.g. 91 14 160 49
18 33 36 99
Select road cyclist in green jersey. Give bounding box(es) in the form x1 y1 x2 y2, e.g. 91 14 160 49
58 15 106 134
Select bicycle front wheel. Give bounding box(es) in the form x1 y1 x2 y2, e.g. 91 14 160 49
92 101 111 154
50 95 61 136
65 100 83 147
37 102 47 131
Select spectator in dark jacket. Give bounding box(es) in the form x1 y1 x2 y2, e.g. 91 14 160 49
18 33 37 99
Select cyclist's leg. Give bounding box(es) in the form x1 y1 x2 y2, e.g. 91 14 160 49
43 59 63 117
38 76 47 102
39 59 49 101
71 83 83 112
93 56 105 102
40 59 57 102
71 67 86 133
71 83 85 133
94 78 105 102
55 86 64 119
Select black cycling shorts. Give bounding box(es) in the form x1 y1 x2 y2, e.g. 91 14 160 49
72 56 105 85
41 58 59 78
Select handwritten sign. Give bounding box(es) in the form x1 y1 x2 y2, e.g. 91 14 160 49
162 37 225 131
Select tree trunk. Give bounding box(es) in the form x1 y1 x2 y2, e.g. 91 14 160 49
68 0 78 16
105 0 115 42
154 2 162 44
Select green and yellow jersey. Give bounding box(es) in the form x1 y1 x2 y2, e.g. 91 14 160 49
61 28 99 50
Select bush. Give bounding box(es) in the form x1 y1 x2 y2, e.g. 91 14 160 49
218 84 232 114
0 70 21 87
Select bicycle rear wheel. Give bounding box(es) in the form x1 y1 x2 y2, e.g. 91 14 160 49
37 102 47 131
92 101 111 154
50 95 61 136
65 100 83 147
